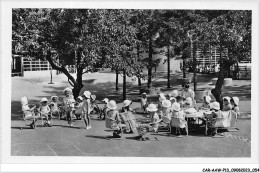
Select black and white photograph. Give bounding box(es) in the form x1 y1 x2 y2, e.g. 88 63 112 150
1 0 259 172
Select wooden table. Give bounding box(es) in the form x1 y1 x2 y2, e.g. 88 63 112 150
184 111 206 136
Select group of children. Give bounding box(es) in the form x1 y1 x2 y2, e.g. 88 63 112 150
21 84 240 138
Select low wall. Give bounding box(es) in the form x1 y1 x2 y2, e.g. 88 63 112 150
23 70 58 78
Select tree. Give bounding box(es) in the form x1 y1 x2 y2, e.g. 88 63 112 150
201 10 251 108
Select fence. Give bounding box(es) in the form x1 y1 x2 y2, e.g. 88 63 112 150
23 59 51 71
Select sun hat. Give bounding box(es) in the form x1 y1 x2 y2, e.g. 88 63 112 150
40 97 48 102
107 100 117 110
210 101 220 110
223 96 231 103
204 95 211 104
232 97 239 106
83 91 91 98
63 87 72 94
90 95 96 100
142 92 147 96
170 97 176 102
123 100 132 107
21 96 28 105
172 102 181 111
77 96 83 101
185 97 192 105
102 98 109 103
146 104 158 112
162 100 171 108
159 93 166 102
51 96 58 101
171 90 179 97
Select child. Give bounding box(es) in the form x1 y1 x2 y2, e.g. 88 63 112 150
49 96 61 119
21 97 37 129
207 101 223 136
90 95 99 114
62 87 74 120
66 98 76 126
171 90 179 98
171 102 187 135
140 93 148 112
82 91 92 129
183 97 194 109
161 100 172 124
120 100 137 133
176 96 185 109
39 97 51 127
198 95 211 110
169 97 176 106
74 96 84 120
158 93 166 110
146 104 160 133
99 98 109 120
105 100 123 138
231 97 240 117
222 96 232 111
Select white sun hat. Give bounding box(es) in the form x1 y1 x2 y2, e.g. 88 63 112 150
63 87 72 94
83 91 91 98
204 95 211 104
107 100 117 110
51 96 58 101
146 104 158 112
102 98 109 103
171 90 179 97
210 101 220 110
123 100 132 107
142 92 147 96
40 97 48 102
232 97 239 106
162 100 171 108
21 96 28 106
170 97 176 102
77 96 83 101
172 102 181 111
223 96 231 103
185 97 193 105
159 93 166 102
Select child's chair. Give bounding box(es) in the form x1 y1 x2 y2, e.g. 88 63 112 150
21 97 39 129
213 110 238 133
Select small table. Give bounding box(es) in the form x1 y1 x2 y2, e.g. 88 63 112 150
184 111 206 136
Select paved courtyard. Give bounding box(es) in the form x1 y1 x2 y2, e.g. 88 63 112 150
11 72 251 157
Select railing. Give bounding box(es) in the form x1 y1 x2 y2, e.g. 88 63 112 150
23 59 51 71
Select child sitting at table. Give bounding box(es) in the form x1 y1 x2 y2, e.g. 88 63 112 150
171 102 187 135
161 100 172 124
198 96 211 110
176 96 185 109
231 97 240 117
140 93 148 112
146 104 160 133
222 96 232 111
183 97 194 109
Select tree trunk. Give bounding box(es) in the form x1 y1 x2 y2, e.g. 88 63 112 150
147 33 152 89
138 77 141 87
183 59 186 78
123 70 126 100
167 45 171 88
116 70 119 91
72 68 84 98
193 41 197 91
211 44 224 110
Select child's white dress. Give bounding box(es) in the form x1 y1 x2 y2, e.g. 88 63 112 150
22 105 34 119
151 112 160 131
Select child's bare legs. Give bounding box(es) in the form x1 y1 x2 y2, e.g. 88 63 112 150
83 113 91 129
67 111 72 126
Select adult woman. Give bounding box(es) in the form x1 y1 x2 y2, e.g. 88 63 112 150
180 84 195 101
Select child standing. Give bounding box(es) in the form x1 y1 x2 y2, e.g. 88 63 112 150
140 93 148 112
39 97 51 127
171 102 187 135
82 91 92 129
222 96 232 111
62 88 74 120
146 104 160 133
66 98 76 126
